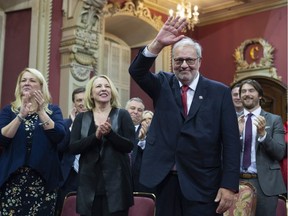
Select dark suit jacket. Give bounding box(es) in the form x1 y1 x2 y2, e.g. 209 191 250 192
69 108 134 215
255 110 286 195
129 51 241 202
131 125 155 193
0 104 66 191
57 118 74 186
131 124 141 166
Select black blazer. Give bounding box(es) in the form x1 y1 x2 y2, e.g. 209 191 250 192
57 118 74 186
129 50 241 202
69 108 134 215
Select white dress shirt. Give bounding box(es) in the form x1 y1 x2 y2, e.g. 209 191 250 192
241 107 266 173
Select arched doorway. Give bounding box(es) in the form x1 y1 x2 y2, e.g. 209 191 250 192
103 1 166 110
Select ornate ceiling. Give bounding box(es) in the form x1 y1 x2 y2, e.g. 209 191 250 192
144 0 287 25
0 0 286 26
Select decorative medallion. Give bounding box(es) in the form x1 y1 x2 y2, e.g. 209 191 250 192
232 38 281 83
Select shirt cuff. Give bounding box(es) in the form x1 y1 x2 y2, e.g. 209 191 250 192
258 132 267 142
137 140 146 150
142 46 158 57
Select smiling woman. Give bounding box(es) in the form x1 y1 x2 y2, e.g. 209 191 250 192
69 74 135 216
0 0 53 109
0 67 66 216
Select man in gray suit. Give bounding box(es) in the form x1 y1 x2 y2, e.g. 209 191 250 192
238 79 286 216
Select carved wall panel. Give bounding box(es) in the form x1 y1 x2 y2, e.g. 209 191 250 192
60 0 106 117
232 38 286 122
232 38 281 85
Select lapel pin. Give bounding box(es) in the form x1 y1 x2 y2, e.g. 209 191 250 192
199 96 203 99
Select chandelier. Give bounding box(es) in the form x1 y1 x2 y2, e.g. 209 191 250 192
169 0 199 31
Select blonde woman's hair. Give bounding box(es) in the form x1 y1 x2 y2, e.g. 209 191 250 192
84 75 121 110
11 68 52 114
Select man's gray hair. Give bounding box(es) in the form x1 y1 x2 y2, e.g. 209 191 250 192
172 37 202 58
125 97 145 109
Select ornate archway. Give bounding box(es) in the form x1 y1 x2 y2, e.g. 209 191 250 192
103 0 170 72
59 0 167 116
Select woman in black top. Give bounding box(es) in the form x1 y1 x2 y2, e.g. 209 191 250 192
69 74 135 216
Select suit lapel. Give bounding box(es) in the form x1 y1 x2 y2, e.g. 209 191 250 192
132 124 141 164
186 76 207 120
256 110 268 149
170 76 184 117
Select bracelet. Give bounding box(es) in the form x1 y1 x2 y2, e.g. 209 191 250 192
17 114 26 123
39 119 50 126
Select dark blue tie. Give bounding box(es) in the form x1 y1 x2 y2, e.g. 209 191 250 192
243 113 253 170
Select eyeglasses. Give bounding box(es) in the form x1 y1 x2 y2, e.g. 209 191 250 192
173 57 199 66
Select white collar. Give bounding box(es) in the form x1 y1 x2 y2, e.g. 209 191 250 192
244 106 261 117
179 72 199 91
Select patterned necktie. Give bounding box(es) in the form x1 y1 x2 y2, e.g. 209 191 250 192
243 113 253 170
181 85 189 116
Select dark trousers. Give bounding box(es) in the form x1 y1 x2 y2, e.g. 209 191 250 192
155 172 222 216
132 147 155 193
80 195 129 216
56 168 78 216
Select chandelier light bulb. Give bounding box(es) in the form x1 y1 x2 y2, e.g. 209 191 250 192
169 0 200 31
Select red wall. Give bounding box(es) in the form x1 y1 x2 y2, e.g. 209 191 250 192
1 9 31 108
130 6 287 111
130 48 154 111
0 0 63 108
195 6 287 86
1 4 286 110
49 0 63 104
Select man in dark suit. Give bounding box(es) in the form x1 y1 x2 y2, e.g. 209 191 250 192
231 83 244 117
126 97 155 193
55 87 86 216
238 79 286 216
129 16 240 216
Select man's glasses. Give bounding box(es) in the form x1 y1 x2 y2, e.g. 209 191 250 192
173 57 199 66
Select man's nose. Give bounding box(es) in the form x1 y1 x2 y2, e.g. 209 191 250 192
242 91 250 97
134 110 140 114
181 60 189 67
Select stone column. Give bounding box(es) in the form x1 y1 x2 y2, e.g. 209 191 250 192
60 0 106 117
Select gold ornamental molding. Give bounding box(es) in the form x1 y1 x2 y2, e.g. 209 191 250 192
232 38 281 85
103 0 163 31
37 0 52 84
102 0 171 71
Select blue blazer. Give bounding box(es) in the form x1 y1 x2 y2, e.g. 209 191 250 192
129 51 241 202
0 104 66 191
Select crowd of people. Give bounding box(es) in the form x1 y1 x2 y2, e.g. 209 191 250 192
0 16 286 216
